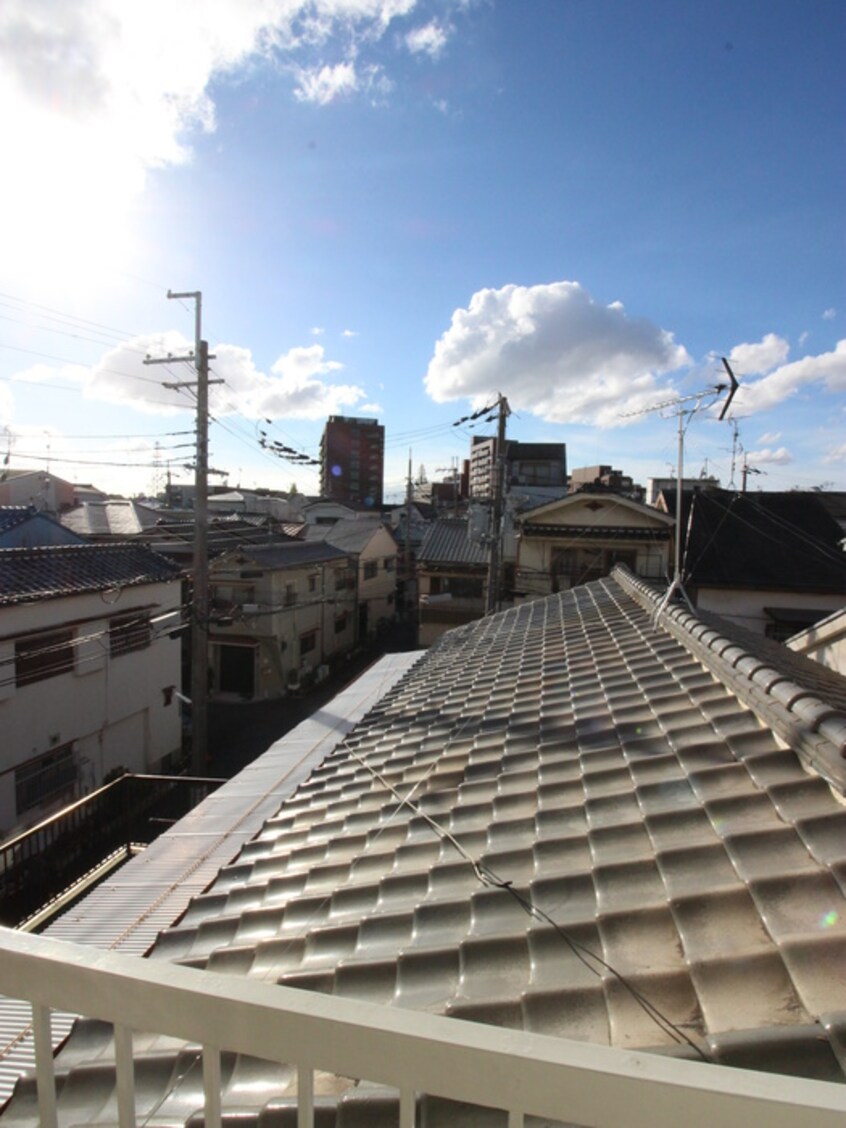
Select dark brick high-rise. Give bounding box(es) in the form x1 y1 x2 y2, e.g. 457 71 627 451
320 416 385 509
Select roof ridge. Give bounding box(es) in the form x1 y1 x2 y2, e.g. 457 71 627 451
613 565 846 794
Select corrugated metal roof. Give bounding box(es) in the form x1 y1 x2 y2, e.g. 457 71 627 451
0 651 423 1103
3 572 846 1123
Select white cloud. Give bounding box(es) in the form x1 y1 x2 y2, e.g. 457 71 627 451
8 332 364 421
406 21 449 58
424 280 691 426
310 326 326 336
341 328 359 338
757 431 782 445
823 308 837 320
728 333 789 376
733 339 846 414
0 1 442 277
799 330 810 346
293 61 361 105
823 443 846 464
359 401 384 413
746 446 793 466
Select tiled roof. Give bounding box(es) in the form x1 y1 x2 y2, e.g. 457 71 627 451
60 499 160 537
214 540 351 571
418 517 489 566
4 569 846 1123
303 517 394 554
0 543 181 605
0 506 33 533
675 488 846 592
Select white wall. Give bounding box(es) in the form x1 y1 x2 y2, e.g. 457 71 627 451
694 587 843 636
0 581 182 838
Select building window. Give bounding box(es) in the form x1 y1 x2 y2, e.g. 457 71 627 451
15 629 75 687
285 582 297 607
308 574 317 593
363 561 378 580
384 557 396 572
15 744 77 815
299 631 317 658
335 569 355 591
109 612 152 656
335 613 349 633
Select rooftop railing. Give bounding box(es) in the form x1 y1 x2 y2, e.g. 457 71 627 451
0 927 843 1128
0 773 223 928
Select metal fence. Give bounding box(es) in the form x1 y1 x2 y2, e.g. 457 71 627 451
0 773 223 928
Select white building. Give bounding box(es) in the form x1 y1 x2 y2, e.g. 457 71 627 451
208 540 357 699
0 543 183 840
301 518 398 637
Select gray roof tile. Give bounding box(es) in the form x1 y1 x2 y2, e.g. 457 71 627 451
3 571 846 1123
0 542 181 604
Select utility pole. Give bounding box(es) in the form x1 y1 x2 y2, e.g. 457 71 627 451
404 450 413 618
485 394 510 615
145 291 221 775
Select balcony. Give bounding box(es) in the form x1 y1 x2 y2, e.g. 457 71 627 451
0 926 842 1127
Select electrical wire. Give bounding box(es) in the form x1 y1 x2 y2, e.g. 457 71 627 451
338 739 710 1062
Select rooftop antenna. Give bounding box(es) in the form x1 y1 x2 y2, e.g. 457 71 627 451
620 359 739 618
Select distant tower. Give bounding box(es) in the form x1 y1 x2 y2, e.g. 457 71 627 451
320 416 385 509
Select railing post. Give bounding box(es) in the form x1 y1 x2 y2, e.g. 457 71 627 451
297 1064 314 1128
203 1045 223 1128
399 1086 415 1128
114 1023 136 1127
31 1003 58 1128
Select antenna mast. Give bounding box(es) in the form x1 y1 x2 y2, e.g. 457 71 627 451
621 359 738 617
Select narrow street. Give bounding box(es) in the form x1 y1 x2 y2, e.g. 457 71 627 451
207 622 419 778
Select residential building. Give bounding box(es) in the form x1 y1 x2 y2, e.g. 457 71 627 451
2 566 846 1122
206 488 306 523
660 487 846 638
0 470 105 516
569 464 644 500
469 437 567 499
514 491 673 599
301 518 398 638
646 474 720 507
302 499 358 525
0 506 82 548
319 415 385 510
208 540 357 699
0 543 183 839
416 517 489 645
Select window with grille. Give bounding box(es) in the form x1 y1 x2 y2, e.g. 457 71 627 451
109 612 152 656
15 630 75 686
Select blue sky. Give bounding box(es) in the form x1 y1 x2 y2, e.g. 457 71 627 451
0 0 843 502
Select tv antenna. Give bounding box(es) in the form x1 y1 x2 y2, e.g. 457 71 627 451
620 358 739 617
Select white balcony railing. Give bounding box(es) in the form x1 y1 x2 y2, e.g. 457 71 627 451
1 928 845 1128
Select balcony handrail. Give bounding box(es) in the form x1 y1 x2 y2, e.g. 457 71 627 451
0 774 224 927
0 927 843 1128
